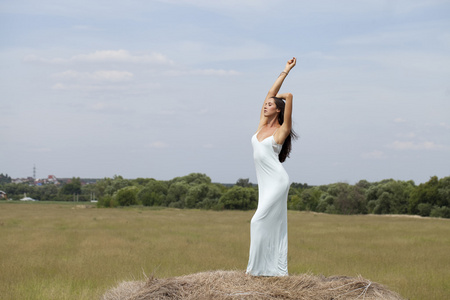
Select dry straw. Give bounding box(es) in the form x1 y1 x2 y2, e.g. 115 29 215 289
101 270 404 300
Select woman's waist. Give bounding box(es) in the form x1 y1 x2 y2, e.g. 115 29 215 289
254 161 288 175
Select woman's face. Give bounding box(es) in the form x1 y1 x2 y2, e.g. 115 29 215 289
264 98 280 117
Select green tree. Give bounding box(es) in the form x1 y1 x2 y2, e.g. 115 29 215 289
0 173 12 184
236 178 252 187
356 179 371 189
316 194 336 213
133 177 154 186
170 173 211 185
290 182 310 189
417 203 432 217
410 176 440 215
437 176 450 207
184 184 210 208
430 206 450 218
137 180 168 206
374 192 392 214
366 180 413 215
288 194 304 211
219 186 257 210
40 184 59 201
195 183 223 209
300 187 322 211
166 181 190 207
61 177 82 195
114 186 138 206
98 194 118 208
1 183 31 200
102 175 131 196
337 184 363 214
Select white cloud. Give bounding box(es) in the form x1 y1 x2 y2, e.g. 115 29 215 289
23 55 66 64
147 141 169 148
361 150 385 159
25 50 174 65
52 83 131 92
28 147 52 153
72 50 173 64
72 25 103 31
388 140 447 150
440 122 450 129
51 83 66 90
86 102 133 115
339 30 419 46
384 0 450 14
362 52 450 74
157 0 446 17
156 0 274 13
158 110 177 116
393 117 407 123
396 132 416 139
164 69 239 76
54 70 134 82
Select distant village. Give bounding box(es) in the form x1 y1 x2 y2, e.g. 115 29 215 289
11 175 60 186
0 173 99 201
1 173 98 186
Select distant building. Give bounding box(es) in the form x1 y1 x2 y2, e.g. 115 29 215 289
20 193 38 201
13 175 60 186
0 191 7 200
12 177 34 185
47 175 59 185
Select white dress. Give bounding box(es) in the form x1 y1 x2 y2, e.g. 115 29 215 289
246 130 289 276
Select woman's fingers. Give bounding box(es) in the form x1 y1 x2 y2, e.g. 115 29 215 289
286 57 296 69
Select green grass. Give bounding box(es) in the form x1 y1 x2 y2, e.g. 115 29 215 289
0 202 449 299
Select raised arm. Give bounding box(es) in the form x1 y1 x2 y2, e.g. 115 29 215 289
259 57 296 127
273 92 293 145
266 58 296 99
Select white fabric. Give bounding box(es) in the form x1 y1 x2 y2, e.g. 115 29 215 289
246 132 289 276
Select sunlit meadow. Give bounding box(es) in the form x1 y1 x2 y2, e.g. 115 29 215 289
0 202 449 299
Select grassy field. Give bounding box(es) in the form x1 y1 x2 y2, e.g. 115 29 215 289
0 202 449 300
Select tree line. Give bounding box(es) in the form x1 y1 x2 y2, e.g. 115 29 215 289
1 173 449 218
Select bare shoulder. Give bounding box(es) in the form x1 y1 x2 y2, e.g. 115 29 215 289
274 126 290 145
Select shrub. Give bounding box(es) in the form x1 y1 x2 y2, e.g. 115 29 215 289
430 206 450 218
325 204 337 214
288 194 304 211
98 195 119 208
115 187 138 206
165 182 189 207
367 200 377 213
219 186 257 210
417 203 432 217
300 188 321 211
137 187 165 206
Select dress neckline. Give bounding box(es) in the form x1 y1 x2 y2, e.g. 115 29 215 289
254 133 283 146
255 134 274 143
255 127 279 143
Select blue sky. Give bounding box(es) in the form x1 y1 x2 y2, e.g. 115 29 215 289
1 0 449 185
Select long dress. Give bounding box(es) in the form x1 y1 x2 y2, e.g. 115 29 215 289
246 130 289 276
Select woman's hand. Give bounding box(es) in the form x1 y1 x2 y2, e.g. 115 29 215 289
275 93 293 101
284 57 296 73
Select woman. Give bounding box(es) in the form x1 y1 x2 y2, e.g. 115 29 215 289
246 57 297 276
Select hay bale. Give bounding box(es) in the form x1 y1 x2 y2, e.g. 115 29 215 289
101 270 404 300
102 281 146 300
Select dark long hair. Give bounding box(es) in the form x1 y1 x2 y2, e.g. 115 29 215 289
273 97 298 163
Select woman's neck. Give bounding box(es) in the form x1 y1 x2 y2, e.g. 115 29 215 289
266 115 280 128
